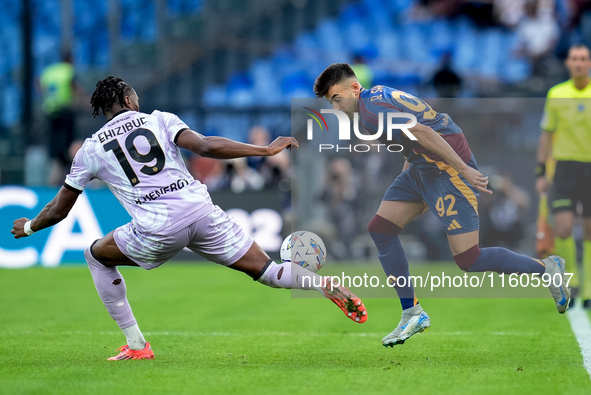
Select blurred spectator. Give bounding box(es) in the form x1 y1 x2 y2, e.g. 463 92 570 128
460 0 498 28
227 158 265 193
576 1 591 49
188 126 292 194
246 126 270 177
351 54 374 89
553 0 576 59
569 0 591 35
514 0 559 77
411 0 461 19
320 157 359 260
247 125 291 188
39 51 86 185
481 173 531 248
190 156 230 192
494 0 526 28
192 156 264 193
431 52 463 97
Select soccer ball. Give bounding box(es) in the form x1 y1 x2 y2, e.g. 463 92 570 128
280 231 326 272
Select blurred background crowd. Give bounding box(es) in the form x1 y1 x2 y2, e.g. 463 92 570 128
0 0 588 261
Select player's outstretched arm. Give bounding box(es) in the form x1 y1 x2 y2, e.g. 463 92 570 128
11 187 80 238
409 123 492 195
176 129 298 159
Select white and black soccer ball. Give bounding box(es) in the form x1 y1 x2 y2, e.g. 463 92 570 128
280 231 326 272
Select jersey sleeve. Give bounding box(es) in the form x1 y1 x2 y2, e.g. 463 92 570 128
158 111 190 145
64 141 95 193
540 92 557 133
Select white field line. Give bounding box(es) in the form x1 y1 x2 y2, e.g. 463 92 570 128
0 330 540 337
567 305 591 380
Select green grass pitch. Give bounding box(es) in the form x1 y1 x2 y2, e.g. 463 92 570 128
0 263 590 394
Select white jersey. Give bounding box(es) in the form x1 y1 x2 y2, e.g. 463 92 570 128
65 110 214 235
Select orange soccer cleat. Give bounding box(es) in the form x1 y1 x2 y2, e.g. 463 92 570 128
321 277 368 323
107 342 155 361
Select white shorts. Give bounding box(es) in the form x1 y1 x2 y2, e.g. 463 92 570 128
113 205 253 270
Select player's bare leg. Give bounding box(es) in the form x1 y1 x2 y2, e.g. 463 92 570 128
230 243 367 323
447 230 479 256
448 230 570 313
376 200 425 228
85 231 154 360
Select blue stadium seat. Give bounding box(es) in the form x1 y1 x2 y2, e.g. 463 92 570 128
375 29 402 60
430 19 454 58
343 22 371 53
452 19 479 73
399 22 430 63
228 88 255 108
316 19 346 53
228 72 254 92
202 85 228 107
477 29 503 78
72 0 110 69
204 114 249 141
365 2 396 32
204 0 532 108
251 60 274 87
4 25 20 69
294 32 320 52
339 3 369 25
120 0 156 42
498 31 531 82
280 70 313 95
2 82 21 125
502 57 532 83
167 0 203 16
389 0 415 14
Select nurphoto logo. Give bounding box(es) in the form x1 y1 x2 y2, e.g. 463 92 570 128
304 107 418 153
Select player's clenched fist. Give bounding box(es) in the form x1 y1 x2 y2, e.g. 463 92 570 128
11 218 30 239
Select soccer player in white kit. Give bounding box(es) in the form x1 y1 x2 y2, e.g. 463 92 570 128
11 76 367 360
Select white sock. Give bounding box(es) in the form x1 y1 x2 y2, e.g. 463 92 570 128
122 324 146 350
85 247 137 330
257 261 324 292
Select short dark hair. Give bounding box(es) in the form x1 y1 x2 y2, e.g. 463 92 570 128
313 63 357 98
568 43 590 56
90 76 135 117
570 43 590 51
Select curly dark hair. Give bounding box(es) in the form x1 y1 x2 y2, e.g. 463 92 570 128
90 76 135 117
313 63 357 98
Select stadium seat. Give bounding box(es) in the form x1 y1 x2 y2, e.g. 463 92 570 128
167 0 203 16
316 19 346 53
389 0 415 14
478 29 503 78
430 19 454 57
228 88 255 108
400 22 431 63
452 19 479 73
343 22 371 53
203 85 228 107
2 82 21 125
172 0 532 115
